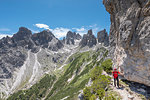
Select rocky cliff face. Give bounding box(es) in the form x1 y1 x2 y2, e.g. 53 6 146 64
103 0 150 86
97 29 109 46
80 29 97 47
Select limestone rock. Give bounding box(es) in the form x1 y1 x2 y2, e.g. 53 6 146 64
79 29 97 48
103 0 150 86
32 30 63 51
64 31 82 45
76 33 82 40
97 29 109 46
66 31 75 45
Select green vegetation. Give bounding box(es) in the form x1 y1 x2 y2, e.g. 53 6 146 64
7 74 56 100
45 48 108 100
82 58 121 100
83 87 92 99
83 65 111 100
45 51 93 100
7 47 110 100
101 59 113 73
90 66 102 81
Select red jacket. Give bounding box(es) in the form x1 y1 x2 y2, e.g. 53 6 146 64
112 71 120 79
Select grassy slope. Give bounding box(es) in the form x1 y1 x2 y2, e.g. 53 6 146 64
7 47 108 100
46 48 108 100
7 75 56 100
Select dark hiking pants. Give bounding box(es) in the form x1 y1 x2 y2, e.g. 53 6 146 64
114 76 119 88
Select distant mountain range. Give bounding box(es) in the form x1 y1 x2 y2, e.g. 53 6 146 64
0 27 109 99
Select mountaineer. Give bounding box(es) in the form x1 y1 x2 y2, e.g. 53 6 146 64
112 68 120 88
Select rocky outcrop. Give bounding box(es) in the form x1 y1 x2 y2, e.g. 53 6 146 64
63 31 82 45
97 29 109 46
103 0 150 86
76 33 82 40
79 29 97 47
66 31 75 45
32 30 63 51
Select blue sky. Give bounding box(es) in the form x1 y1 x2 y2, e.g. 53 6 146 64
0 0 110 39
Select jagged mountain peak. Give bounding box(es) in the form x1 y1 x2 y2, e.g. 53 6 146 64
13 27 32 41
79 29 97 48
63 31 82 45
87 29 93 35
66 31 75 39
33 30 55 39
97 29 109 46
31 29 63 50
19 27 32 33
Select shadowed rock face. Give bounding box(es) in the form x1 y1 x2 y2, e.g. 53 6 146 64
76 33 82 40
32 30 54 46
79 29 97 48
103 0 150 86
32 30 63 51
97 29 109 46
63 31 82 45
66 31 75 45
13 27 32 41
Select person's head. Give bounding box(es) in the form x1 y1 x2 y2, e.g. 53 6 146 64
114 68 117 71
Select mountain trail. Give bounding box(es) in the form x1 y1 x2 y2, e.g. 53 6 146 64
102 71 142 100
110 85 141 100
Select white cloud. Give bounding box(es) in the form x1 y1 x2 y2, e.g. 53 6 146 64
0 34 12 39
35 23 50 30
34 23 70 38
50 27 70 39
89 24 97 28
72 27 88 36
73 24 104 36
72 27 86 32
33 23 103 38
0 28 11 31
